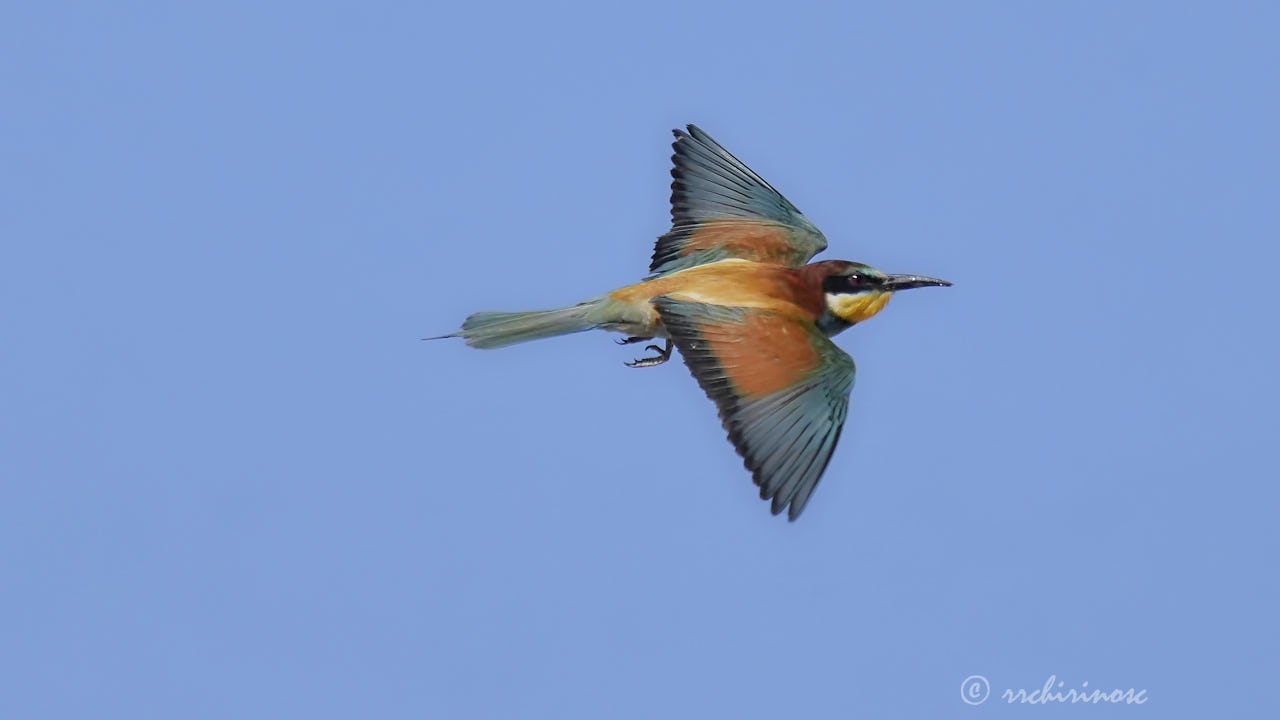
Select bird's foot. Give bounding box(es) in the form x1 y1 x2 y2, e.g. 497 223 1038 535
624 339 673 368
615 336 652 345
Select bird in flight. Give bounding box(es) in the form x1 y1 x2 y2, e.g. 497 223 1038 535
433 125 950 520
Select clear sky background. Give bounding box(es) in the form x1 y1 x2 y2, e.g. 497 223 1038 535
2 2 1277 718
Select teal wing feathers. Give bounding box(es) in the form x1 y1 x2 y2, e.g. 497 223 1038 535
648 125 829 277
654 297 856 520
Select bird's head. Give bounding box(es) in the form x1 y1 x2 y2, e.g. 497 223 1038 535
816 261 951 335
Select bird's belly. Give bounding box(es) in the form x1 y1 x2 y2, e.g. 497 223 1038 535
597 299 667 338
601 320 668 338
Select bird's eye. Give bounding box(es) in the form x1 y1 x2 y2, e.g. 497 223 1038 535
847 274 862 287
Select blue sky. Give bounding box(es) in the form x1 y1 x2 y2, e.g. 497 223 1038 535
2 1 1277 717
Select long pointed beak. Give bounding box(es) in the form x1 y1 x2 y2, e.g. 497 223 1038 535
883 274 952 291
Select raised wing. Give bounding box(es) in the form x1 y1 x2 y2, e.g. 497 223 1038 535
648 125 829 277
654 297 855 520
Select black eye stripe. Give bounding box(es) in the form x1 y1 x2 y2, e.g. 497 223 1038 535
822 272 878 293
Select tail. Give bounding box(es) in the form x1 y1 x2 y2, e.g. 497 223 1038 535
431 298 607 349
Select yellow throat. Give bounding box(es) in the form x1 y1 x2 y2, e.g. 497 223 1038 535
826 291 892 324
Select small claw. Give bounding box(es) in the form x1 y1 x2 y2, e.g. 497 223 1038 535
623 338 674 369
625 356 665 368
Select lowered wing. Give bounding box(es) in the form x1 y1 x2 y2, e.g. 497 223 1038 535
654 297 855 520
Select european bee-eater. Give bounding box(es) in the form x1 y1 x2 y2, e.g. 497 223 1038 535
434 125 950 520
